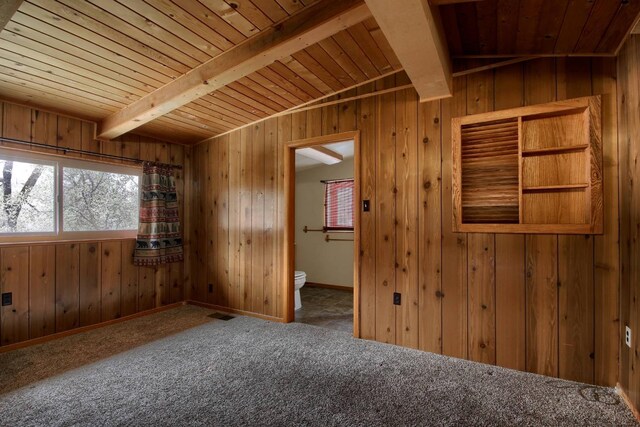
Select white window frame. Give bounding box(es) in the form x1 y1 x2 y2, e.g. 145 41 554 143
0 149 58 241
0 148 142 244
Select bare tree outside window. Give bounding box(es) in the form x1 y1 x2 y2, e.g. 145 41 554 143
0 150 140 238
0 159 54 233
63 168 139 232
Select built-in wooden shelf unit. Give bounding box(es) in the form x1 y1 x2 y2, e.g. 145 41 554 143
452 95 602 234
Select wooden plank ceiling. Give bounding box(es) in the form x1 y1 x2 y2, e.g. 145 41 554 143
0 0 401 144
1 0 638 144
440 0 640 57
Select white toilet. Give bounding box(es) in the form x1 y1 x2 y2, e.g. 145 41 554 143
294 271 306 310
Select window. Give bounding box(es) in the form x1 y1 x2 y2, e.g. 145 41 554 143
324 179 354 231
0 148 140 242
0 156 55 234
63 167 139 232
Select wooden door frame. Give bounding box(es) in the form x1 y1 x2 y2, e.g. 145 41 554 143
283 130 361 337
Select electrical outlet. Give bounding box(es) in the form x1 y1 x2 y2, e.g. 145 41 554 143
1 293 11 306
393 292 401 305
626 326 632 348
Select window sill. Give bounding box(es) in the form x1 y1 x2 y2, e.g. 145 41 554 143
0 234 138 247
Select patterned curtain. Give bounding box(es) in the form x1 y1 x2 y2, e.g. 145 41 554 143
133 162 183 266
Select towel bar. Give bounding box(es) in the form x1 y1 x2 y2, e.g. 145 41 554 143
325 235 353 242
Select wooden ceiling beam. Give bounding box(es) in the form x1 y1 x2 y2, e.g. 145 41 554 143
97 0 371 140
0 0 23 31
365 0 452 102
198 68 403 143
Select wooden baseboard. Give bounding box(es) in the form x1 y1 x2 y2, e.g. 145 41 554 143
0 302 186 354
187 300 285 323
305 282 354 292
0 299 288 355
617 383 640 421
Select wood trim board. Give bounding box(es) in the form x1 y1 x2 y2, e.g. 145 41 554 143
0 300 291 355
283 130 361 337
0 302 186 354
187 301 284 323
305 282 354 292
617 384 640 422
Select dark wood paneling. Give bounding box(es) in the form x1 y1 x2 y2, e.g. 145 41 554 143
263 119 277 317
494 63 526 371
522 59 559 379
0 247 29 345
395 84 419 349
79 242 101 327
441 75 468 360
55 243 80 332
191 58 620 387
358 83 377 341
169 144 185 304
440 0 640 56
120 239 138 317
250 124 264 313
465 66 496 365
618 35 640 413
0 101 189 347
374 75 396 344
556 57 595 384
101 241 122 321
29 245 56 338
418 97 442 354
592 57 619 388
205 138 217 305
217 134 230 309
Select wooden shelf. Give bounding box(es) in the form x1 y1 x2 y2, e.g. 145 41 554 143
522 183 589 193
521 144 589 156
452 95 603 234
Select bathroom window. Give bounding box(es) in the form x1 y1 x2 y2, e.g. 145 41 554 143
324 179 354 231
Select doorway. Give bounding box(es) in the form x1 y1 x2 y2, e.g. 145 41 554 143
283 131 360 337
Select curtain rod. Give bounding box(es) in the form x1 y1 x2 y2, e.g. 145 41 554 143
0 137 183 170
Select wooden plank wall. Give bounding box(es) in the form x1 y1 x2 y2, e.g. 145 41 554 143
618 34 640 412
192 59 620 386
0 101 190 347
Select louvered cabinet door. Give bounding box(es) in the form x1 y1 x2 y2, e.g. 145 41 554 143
452 95 602 234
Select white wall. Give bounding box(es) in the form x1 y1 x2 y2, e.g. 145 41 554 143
295 157 354 287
